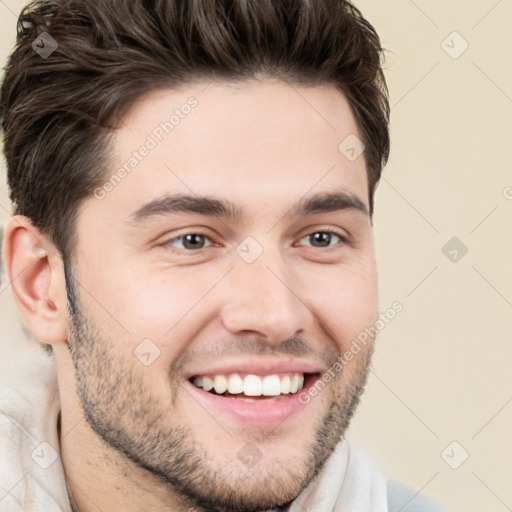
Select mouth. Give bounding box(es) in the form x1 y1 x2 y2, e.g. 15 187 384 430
183 363 324 425
188 372 319 401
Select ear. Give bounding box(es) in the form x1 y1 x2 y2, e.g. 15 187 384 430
2 216 68 345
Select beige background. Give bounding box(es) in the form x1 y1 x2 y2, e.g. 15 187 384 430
1 1 511 511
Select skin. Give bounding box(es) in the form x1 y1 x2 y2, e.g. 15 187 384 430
3 79 378 512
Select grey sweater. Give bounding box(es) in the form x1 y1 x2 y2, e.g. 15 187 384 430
387 480 451 511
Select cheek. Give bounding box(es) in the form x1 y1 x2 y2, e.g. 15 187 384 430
301 261 378 352
94 265 224 343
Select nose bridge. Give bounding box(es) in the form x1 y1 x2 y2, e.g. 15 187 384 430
220 240 306 340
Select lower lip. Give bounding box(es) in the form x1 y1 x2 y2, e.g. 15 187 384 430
183 374 319 426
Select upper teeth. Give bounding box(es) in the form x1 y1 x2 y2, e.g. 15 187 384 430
192 373 305 396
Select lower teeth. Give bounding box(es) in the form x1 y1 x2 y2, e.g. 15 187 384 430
208 390 289 400
232 395 283 401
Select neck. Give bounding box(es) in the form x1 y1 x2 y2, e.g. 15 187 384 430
58 414 81 512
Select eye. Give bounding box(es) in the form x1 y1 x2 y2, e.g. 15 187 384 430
299 231 343 248
165 233 214 251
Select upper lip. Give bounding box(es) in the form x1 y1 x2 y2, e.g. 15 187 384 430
183 359 324 380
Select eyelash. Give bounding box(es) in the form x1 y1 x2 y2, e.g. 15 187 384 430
163 230 349 253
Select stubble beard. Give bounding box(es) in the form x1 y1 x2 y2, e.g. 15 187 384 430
64 270 374 512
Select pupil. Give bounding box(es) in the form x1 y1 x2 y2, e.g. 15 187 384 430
183 234 204 249
311 232 331 247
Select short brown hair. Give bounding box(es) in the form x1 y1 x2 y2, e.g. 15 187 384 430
1 0 390 259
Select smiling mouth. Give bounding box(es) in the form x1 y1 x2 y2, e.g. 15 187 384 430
189 372 319 400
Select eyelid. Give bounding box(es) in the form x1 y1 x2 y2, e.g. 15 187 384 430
161 230 217 252
294 231 346 249
160 226 351 253
295 224 350 243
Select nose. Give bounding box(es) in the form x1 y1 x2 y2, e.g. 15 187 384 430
219 248 309 343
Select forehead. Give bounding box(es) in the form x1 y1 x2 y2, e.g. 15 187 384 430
89 79 369 223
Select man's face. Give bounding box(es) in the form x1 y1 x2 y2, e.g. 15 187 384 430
62 80 378 512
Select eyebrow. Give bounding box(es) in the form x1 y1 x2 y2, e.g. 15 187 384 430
127 190 369 224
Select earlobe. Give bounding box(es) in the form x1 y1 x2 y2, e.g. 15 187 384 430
2 215 68 345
